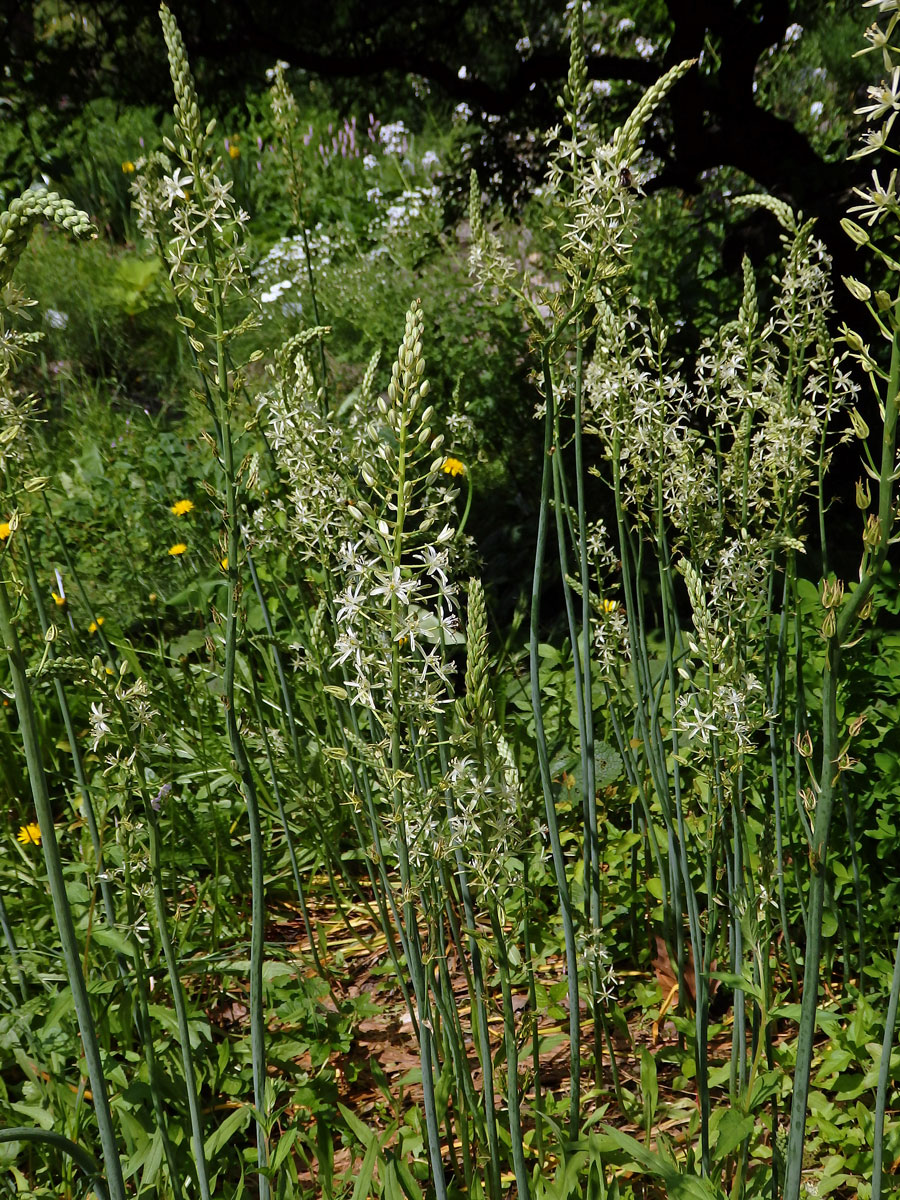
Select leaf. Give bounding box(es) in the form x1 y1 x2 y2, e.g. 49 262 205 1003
338 1102 376 1150
709 971 764 1004
594 1127 724 1200
270 1127 299 1175
711 1110 755 1162
315 1121 334 1200
91 925 137 960
140 1128 164 1192
350 1136 379 1200
204 1104 252 1161
168 629 208 659
640 1047 658 1132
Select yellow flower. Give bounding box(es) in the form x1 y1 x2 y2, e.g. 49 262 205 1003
121 161 135 174
441 456 466 477
52 591 67 607
0 521 10 540
16 822 41 846
170 499 194 516
89 617 105 634
601 598 617 614
220 556 228 570
168 543 188 556
228 145 241 159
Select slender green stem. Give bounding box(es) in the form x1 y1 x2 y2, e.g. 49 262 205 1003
532 349 581 1135
872 920 900 1200
0 574 126 1200
0 1128 110 1200
784 325 900 1200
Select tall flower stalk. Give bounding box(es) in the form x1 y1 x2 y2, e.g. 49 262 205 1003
0 191 127 1200
141 7 271 1193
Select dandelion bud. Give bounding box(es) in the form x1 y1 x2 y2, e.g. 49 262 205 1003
842 276 871 303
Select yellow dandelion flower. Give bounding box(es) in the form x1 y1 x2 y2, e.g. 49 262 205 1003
16 822 41 846
228 144 241 159
52 591 67 607
170 499 194 516
0 521 10 540
220 556 228 571
168 543 188 556
89 617 105 634
441 456 466 477
121 161 135 174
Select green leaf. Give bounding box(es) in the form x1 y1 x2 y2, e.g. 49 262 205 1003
711 1110 755 1163
350 1137 380 1200
640 1047 658 1133
91 924 137 960
709 971 765 1004
271 1127 299 1175
315 1121 334 1200
593 1127 724 1199
338 1102 376 1150
204 1104 252 1160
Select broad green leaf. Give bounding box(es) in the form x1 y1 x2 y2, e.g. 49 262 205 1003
711 1110 755 1162
204 1104 252 1160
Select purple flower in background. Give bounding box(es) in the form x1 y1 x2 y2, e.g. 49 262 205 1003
151 783 172 812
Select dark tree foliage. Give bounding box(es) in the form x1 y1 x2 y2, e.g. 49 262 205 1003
0 1 875 210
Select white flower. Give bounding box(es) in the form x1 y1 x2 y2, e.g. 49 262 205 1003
162 167 193 207
848 167 899 225
363 153 378 170
857 67 900 121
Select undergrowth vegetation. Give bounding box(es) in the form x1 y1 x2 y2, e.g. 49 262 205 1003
3 4 900 1199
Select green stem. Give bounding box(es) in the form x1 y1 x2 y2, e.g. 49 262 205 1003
0 1128 110 1200
532 349 581 1136
0 574 126 1200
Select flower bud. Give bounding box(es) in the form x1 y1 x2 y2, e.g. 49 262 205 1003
841 218 871 246
849 408 870 440
843 276 871 303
